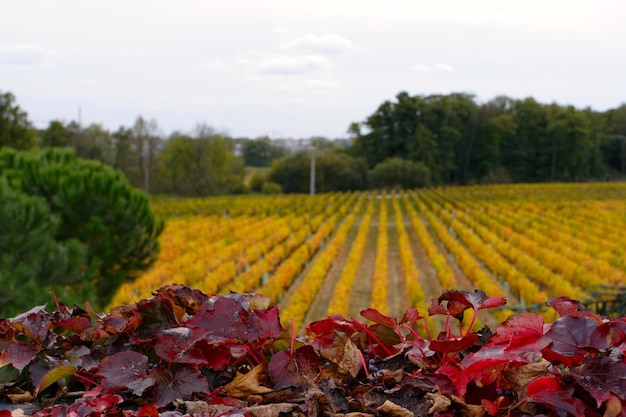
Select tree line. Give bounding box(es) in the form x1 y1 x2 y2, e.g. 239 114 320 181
350 92 626 184
2 89 626 196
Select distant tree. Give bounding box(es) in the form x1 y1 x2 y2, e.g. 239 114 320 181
0 90 35 150
368 157 430 189
41 120 71 147
0 147 163 309
159 126 244 196
241 136 287 167
269 150 367 193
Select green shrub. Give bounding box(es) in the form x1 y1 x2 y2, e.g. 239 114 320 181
261 181 282 195
368 157 431 189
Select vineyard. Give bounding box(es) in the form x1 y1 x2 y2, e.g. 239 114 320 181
110 182 626 329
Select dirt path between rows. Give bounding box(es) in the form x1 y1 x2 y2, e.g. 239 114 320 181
300 209 365 325
346 207 378 319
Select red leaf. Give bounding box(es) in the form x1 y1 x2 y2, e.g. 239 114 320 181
360 308 398 329
589 318 626 351
307 315 356 337
9 306 49 344
572 356 626 407
436 364 471 396
155 326 230 369
136 405 160 417
152 366 208 408
526 376 585 417
99 352 155 395
488 312 550 353
186 297 281 343
429 290 506 320
155 284 209 315
545 315 598 361
429 333 479 353
0 343 40 372
548 296 590 317
134 297 181 340
268 346 319 390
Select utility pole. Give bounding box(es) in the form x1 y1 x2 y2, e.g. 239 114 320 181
310 145 316 196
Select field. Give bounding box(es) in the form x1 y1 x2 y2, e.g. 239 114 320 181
109 182 626 330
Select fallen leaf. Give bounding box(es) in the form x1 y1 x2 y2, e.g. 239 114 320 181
6 392 34 404
503 361 549 397
425 392 451 414
244 402 296 417
376 400 413 417
451 395 485 417
603 394 622 417
223 365 273 399
319 331 361 378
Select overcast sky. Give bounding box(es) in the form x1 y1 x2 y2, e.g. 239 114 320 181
2 1 625 139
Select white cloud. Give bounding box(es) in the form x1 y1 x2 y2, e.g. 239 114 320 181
412 63 455 73
248 53 334 76
281 33 354 55
0 43 60 68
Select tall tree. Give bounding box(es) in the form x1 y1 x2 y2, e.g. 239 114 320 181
41 120 71 148
0 90 35 149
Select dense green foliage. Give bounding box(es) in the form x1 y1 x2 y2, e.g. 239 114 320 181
368 157 431 189
268 150 367 193
351 92 626 184
159 131 245 196
0 90 35 150
0 177 87 316
240 136 287 167
0 148 163 314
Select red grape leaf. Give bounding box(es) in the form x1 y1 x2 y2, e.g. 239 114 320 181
186 297 281 343
589 318 626 351
155 284 209 315
155 326 230 368
488 312 550 353
0 343 40 372
548 296 590 318
152 366 208 408
545 315 598 361
526 376 585 417
429 333 479 353
99 352 155 395
436 365 471 397
441 290 506 313
268 346 319 390
9 306 49 344
572 356 626 407
360 308 398 329
133 297 181 341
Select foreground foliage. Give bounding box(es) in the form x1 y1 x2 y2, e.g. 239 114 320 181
0 286 625 417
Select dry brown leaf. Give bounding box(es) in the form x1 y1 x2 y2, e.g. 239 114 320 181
320 331 362 378
244 402 296 417
604 394 622 417
452 395 486 417
179 400 210 415
6 392 34 404
425 392 451 414
222 365 273 399
376 400 413 417
503 361 549 398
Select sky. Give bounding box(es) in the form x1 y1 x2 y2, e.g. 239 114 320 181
2 1 625 139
